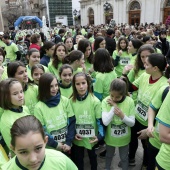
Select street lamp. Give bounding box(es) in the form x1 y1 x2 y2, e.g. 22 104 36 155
103 2 112 24
73 9 78 25
73 9 78 16
103 1 111 11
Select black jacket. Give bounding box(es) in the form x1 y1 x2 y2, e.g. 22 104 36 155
105 35 116 56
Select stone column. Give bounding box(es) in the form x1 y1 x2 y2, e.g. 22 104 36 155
0 5 4 31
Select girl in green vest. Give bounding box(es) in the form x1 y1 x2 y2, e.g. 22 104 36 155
78 39 93 72
2 115 78 170
48 43 68 78
7 61 38 115
112 37 131 77
58 64 73 98
63 50 85 75
26 48 48 81
93 36 106 52
128 53 168 169
123 44 155 104
31 64 45 85
93 48 117 101
64 37 74 53
0 78 30 149
34 73 76 153
102 78 135 170
70 72 104 170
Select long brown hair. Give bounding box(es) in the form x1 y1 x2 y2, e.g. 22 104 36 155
38 73 58 101
110 78 129 96
70 72 92 102
52 43 68 69
134 44 155 76
11 115 45 148
0 78 22 109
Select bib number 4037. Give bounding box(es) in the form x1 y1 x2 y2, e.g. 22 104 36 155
53 132 66 142
51 127 67 142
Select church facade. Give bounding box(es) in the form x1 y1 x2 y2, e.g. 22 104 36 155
79 0 170 26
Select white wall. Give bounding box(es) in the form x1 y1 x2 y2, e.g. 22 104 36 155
72 0 80 25
72 0 81 15
80 0 164 26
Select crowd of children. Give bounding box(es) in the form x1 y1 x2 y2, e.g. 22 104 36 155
0 24 170 170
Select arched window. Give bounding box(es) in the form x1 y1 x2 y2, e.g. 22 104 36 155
166 0 170 7
130 1 141 10
164 0 170 23
89 8 94 15
88 8 94 25
105 5 113 24
129 1 141 25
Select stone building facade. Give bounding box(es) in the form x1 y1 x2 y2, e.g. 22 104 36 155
80 0 170 26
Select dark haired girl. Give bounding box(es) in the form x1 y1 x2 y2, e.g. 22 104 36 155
78 39 93 72
58 64 73 98
102 78 135 170
48 43 68 78
26 48 48 81
40 41 55 67
70 72 104 170
31 64 45 85
0 78 30 149
64 37 74 53
128 53 168 169
63 50 85 75
93 48 117 101
112 37 131 77
1 115 78 169
34 73 76 153
7 61 38 115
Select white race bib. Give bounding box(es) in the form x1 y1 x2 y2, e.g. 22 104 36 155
51 126 67 142
111 124 128 137
120 57 130 65
76 124 95 138
136 101 148 121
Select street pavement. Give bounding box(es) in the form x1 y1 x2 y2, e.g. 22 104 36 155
84 142 143 170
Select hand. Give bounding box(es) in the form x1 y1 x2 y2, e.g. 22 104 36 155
81 63 86 73
75 134 82 141
123 64 133 74
147 126 154 138
137 129 148 139
89 136 98 144
107 98 116 107
62 144 71 152
114 107 125 119
56 142 64 151
118 50 122 56
88 67 94 74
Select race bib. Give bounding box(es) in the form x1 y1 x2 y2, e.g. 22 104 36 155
111 124 128 137
51 126 67 142
76 124 95 138
120 57 130 65
136 101 148 121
